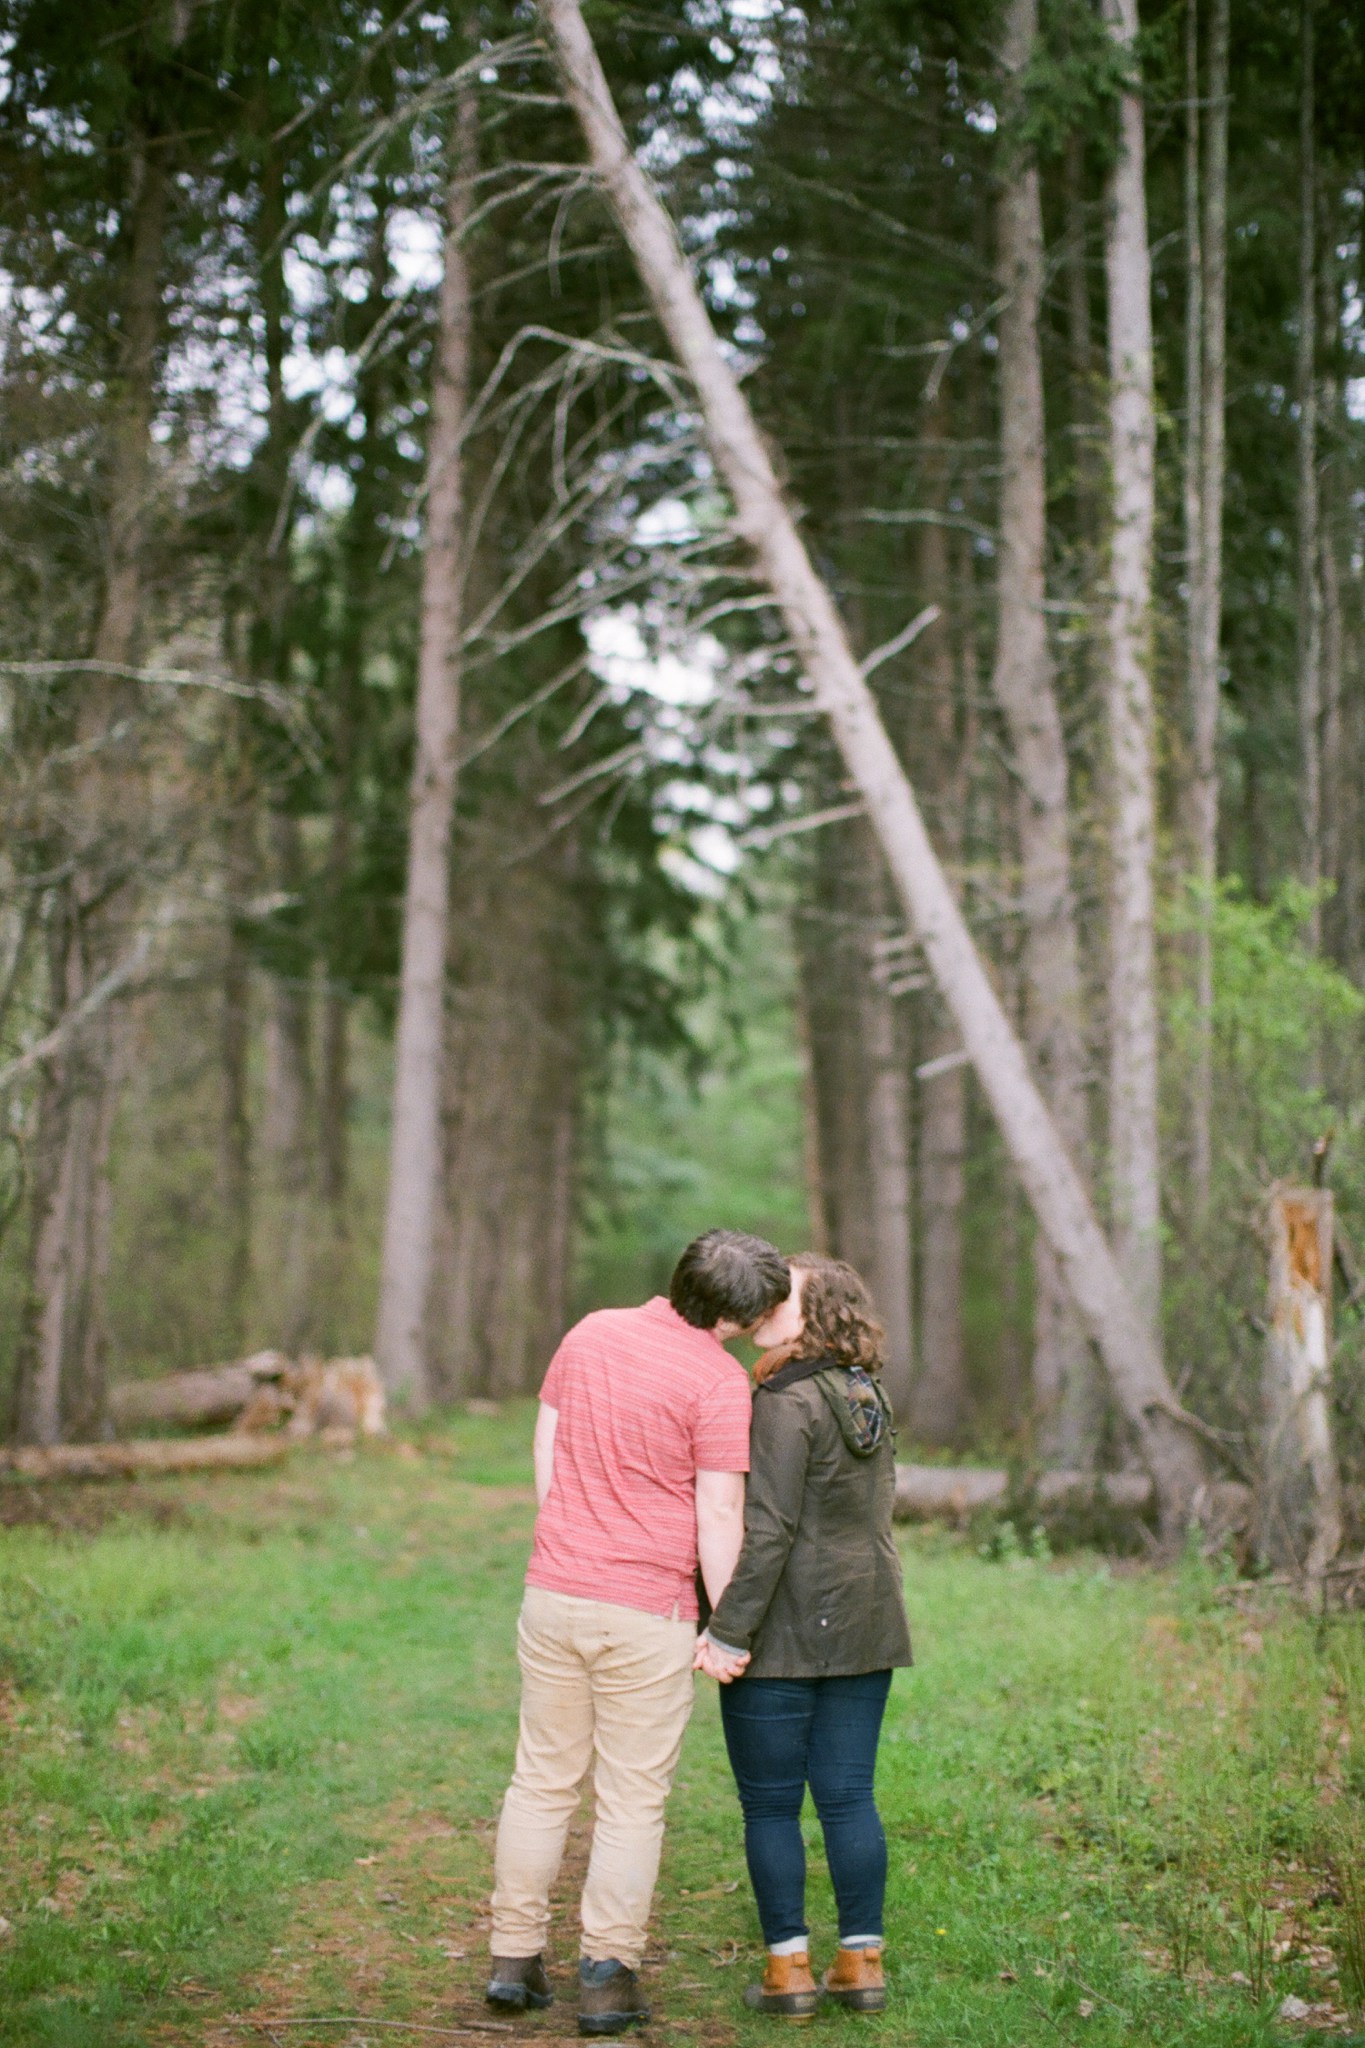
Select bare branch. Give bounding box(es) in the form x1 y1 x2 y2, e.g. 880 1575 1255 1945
0 908 175 1096
742 801 866 851
860 603 941 680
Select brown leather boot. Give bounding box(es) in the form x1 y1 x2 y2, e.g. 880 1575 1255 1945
578 1959 650 2037
822 1945 886 2012
485 1953 553 2011
742 1950 821 2020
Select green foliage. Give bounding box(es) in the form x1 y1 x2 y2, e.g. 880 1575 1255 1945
1162 879 1365 1440
1166 878 1364 1181
1017 0 1135 164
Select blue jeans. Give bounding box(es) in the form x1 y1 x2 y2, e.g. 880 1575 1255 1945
718 1670 892 1948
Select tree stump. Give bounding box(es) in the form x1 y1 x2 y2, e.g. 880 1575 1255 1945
1259 1185 1342 1582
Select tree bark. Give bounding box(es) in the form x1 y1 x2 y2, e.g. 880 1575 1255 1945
791 954 829 1253
796 826 910 1401
540 0 1207 1536
430 838 584 1401
219 715 255 1344
0 1435 289 1481
252 145 312 1236
1295 0 1323 951
373 89 477 1408
909 430 967 1448
1183 0 1208 1197
1101 0 1163 1337
15 128 170 1445
861 920 914 1419
914 1043 967 1445
320 193 392 1215
1187 0 1230 1213
994 0 1098 1464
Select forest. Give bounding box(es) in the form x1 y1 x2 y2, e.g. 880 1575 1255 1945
2 0 1362 1542
2 3 1365 2040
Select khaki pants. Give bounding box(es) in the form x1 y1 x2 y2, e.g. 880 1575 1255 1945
491 1585 696 1969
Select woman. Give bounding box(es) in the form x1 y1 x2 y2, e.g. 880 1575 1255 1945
698 1255 911 2021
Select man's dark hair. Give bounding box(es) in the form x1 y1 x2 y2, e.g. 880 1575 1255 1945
669 1230 791 1331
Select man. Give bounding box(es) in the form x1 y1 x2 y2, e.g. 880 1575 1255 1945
486 1229 791 2037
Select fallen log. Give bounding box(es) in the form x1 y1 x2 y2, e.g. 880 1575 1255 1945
894 1464 1151 1520
0 1435 289 1481
894 1464 1251 1538
105 1353 385 1442
107 1351 290 1433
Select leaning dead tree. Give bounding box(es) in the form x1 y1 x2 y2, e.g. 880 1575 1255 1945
538 0 1208 1536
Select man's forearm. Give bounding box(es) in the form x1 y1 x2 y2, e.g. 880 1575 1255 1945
697 1514 745 1608
695 1471 746 1607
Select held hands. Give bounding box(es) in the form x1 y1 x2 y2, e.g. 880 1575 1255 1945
693 1632 750 1684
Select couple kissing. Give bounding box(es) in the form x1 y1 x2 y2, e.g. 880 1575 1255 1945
485 1229 912 2034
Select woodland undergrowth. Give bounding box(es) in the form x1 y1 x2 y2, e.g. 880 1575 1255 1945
1 1407 1363 2047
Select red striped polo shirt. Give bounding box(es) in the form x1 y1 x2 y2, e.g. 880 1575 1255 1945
526 1296 752 1620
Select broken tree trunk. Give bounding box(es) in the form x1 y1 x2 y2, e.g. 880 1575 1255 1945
538 0 1207 1538
1259 1185 1342 1584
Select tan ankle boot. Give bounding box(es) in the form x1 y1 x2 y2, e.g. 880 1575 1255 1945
822 1945 886 2012
743 1951 821 2020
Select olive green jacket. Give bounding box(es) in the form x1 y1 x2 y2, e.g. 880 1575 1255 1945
707 1363 912 1679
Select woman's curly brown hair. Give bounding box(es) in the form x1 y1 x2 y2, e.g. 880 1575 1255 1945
755 1253 885 1382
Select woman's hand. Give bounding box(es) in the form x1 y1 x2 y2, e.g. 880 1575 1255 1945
693 1633 751 1683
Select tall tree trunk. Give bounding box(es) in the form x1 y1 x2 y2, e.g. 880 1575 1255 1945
540 0 1207 1535
219 702 255 1344
1182 0 1207 1184
791 955 829 1253
1187 0 1230 1213
1102 0 1163 1337
994 0 1098 1464
252 147 312 1245
261 811 313 1168
910 425 968 1448
797 825 912 1408
320 189 393 1215
861 907 914 1419
15 131 169 1444
1319 350 1344 962
1295 0 1323 951
429 822 583 1399
374 89 476 1407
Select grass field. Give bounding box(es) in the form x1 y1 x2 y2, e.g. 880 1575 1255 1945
2 1405 1364 2047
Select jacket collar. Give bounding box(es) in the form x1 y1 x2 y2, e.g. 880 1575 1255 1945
759 1353 836 1392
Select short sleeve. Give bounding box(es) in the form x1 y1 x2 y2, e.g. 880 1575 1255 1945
694 1367 752 1472
539 1328 579 1407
